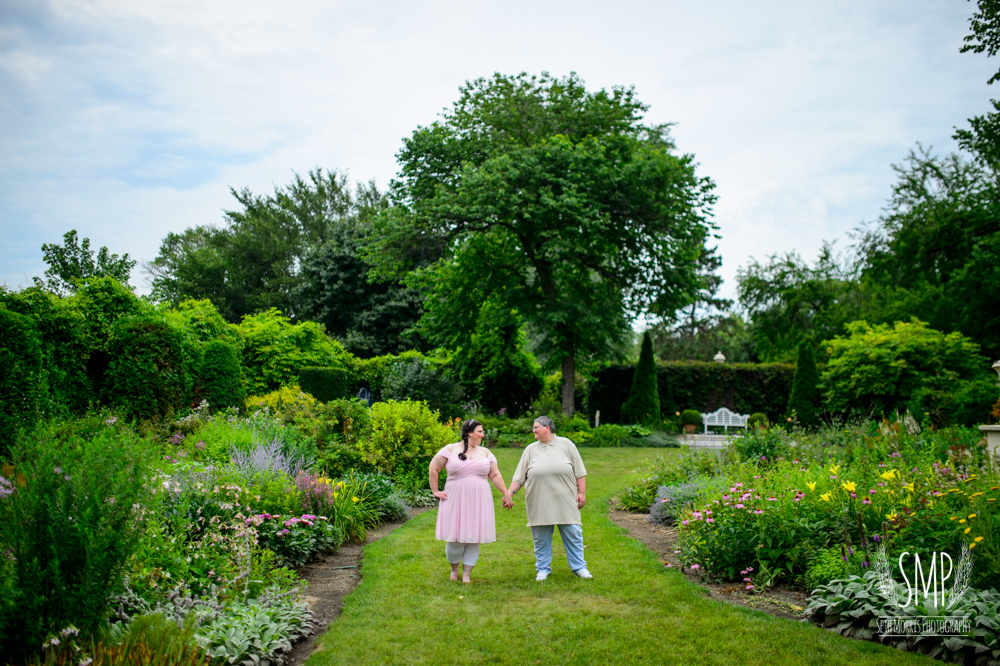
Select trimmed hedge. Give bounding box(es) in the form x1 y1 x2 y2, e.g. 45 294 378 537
103 314 196 420
299 366 352 402
587 361 796 425
0 309 43 454
199 339 245 411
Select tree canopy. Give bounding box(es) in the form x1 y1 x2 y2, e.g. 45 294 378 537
37 230 136 295
367 72 717 414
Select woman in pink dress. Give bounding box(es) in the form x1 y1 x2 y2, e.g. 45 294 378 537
429 419 513 582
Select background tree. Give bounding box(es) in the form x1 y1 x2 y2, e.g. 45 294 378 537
621 331 661 426
787 341 821 427
368 72 717 415
956 0 1000 166
736 243 864 362
36 230 136 295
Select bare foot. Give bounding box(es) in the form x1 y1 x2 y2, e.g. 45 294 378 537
462 576 471 584
450 570 459 581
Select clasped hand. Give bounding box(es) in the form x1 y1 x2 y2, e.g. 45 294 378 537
502 494 513 510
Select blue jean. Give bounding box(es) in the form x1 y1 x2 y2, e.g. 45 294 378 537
530 524 587 574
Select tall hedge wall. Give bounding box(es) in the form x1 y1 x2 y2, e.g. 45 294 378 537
587 361 796 425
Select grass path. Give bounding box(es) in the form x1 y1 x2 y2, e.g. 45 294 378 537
305 448 930 665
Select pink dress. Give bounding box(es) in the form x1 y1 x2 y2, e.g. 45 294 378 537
434 446 497 543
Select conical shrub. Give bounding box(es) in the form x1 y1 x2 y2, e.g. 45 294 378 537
787 341 821 427
621 331 661 427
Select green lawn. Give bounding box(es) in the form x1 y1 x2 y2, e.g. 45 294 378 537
306 448 930 665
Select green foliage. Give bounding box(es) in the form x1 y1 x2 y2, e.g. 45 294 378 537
73 277 145 397
359 400 452 483
747 413 769 428
587 361 795 425
0 422 153 662
618 450 720 512
162 299 243 351
680 409 702 426
299 366 352 403
649 476 726 525
0 308 43 455
450 299 544 418
381 356 462 418
787 341 822 427
370 72 717 415
0 286 92 415
801 546 866 592
37 229 136 296
238 308 353 395
103 313 196 421
806 572 1000 661
196 599 314 665
822 319 994 425
621 331 661 427
197 340 245 411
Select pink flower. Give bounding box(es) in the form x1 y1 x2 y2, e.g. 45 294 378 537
746 584 755 590
706 518 715 524
681 520 689 526
690 564 700 570
736 503 745 509
753 509 764 515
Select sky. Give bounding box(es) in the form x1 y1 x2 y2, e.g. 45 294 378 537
1 0 995 304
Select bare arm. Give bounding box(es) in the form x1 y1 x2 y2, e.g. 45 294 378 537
429 455 448 500
488 462 513 508
576 476 586 509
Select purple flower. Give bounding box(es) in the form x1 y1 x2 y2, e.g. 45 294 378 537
873 534 881 543
847 547 854 556
195 440 206 450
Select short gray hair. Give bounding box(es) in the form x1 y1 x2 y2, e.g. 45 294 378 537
534 416 556 433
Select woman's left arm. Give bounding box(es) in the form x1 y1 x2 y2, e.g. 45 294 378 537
488 461 513 509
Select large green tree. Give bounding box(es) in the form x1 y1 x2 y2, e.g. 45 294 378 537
367 73 717 415
956 0 1000 166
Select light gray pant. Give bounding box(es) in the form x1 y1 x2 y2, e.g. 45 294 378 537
445 542 481 566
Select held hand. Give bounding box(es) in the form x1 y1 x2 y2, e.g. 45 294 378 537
433 490 448 501
502 494 513 509
576 493 586 509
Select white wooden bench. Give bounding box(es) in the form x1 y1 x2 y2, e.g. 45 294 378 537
701 407 749 433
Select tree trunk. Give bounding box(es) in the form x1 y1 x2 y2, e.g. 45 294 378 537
561 353 575 417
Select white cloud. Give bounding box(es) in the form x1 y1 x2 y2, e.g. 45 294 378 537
1 0 995 304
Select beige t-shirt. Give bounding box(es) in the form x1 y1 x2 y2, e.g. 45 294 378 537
512 436 587 527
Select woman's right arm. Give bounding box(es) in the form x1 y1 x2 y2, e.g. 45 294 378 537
429 454 448 500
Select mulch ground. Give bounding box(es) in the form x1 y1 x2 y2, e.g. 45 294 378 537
607 507 810 621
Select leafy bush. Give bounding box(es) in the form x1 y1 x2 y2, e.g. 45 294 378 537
787 341 821 427
0 308 42 455
730 424 789 463
360 400 453 486
621 331 661 427
618 450 719 512
239 308 353 396
747 412 769 428
823 319 993 426
72 277 145 397
197 339 245 411
649 476 725 525
381 357 463 418
247 513 343 568
806 572 1000 662
0 422 154 662
196 599 314 666
104 313 196 420
680 409 701 426
299 366 353 402
801 546 867 593
348 472 409 523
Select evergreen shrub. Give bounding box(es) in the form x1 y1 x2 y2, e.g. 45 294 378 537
787 341 821 427
299 366 352 403
103 314 196 420
621 331 661 426
198 340 245 411
0 309 42 455
680 409 702 426
0 422 153 662
587 361 796 425
381 357 462 418
72 277 144 397
747 412 769 428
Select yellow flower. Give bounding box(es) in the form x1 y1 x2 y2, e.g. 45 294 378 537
975 536 985 543
842 481 857 493
887 510 898 520
880 470 899 481
820 493 832 502
352 496 359 503
829 464 841 476
969 514 977 519
904 482 915 493
806 482 817 492
970 542 978 549
965 528 972 534
960 519 967 524
950 516 959 521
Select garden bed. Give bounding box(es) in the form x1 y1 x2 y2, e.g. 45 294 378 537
608 507 808 620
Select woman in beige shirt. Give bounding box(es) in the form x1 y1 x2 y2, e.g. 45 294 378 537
508 416 592 581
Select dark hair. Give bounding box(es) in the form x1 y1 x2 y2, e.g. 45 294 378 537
534 416 556 434
459 419 483 460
